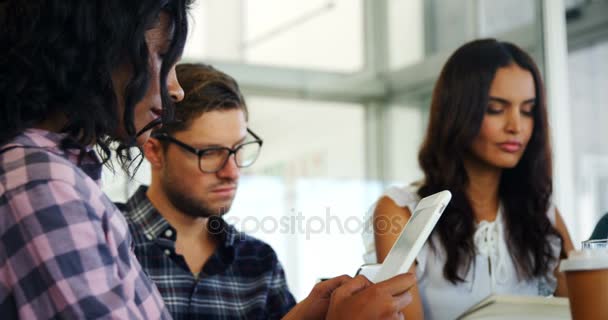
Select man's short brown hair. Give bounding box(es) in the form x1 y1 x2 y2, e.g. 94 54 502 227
160 63 248 135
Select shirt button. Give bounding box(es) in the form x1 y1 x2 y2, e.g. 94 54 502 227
164 249 171 256
164 229 173 238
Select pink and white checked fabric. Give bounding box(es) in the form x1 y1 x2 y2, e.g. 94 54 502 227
0 129 170 319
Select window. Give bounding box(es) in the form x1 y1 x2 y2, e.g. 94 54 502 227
234 97 375 299
567 40 608 242
183 0 364 72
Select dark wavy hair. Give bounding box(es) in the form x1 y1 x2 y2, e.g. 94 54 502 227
418 39 561 283
157 63 248 138
0 0 191 168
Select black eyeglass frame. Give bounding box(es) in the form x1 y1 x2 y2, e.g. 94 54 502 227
152 128 263 173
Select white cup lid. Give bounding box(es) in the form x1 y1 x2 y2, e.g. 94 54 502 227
560 250 608 272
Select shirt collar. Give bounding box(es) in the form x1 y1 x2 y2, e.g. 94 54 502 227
126 185 240 249
125 185 172 241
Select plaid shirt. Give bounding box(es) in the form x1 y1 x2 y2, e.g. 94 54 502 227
122 186 296 320
0 129 170 319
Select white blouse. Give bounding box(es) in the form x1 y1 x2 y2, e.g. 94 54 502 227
362 185 562 320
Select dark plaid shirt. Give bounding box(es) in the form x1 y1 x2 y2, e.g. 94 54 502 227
0 129 169 319
122 186 296 320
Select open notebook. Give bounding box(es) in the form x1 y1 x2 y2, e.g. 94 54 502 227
457 295 570 320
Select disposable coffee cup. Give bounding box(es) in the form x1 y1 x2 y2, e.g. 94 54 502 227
559 240 608 320
581 239 608 250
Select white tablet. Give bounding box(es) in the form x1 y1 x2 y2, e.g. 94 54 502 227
358 190 452 283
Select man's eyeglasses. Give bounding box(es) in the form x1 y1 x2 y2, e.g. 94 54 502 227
152 129 263 173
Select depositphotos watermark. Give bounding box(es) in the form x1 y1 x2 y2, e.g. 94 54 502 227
210 208 408 240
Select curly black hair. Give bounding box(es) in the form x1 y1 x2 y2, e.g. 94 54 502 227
0 0 192 170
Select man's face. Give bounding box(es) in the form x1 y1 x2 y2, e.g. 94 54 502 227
112 12 185 146
160 109 248 218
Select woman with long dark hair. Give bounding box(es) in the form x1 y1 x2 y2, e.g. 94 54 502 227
369 39 574 319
